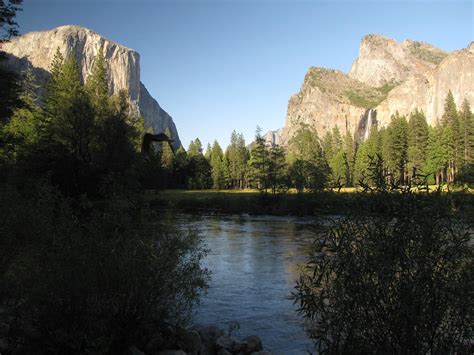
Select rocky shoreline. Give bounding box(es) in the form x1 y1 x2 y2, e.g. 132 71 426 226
128 324 272 355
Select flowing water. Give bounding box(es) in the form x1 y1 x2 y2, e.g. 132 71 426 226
176 213 325 354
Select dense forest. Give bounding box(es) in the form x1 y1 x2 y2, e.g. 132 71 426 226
142 91 474 193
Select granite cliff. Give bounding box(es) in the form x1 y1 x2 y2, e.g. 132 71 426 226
276 34 472 146
1 25 181 148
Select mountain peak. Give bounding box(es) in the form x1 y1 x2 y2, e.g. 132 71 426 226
1 25 181 148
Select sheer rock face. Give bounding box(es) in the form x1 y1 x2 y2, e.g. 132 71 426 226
278 67 367 145
376 43 474 126
348 34 446 87
276 36 472 146
1 25 181 148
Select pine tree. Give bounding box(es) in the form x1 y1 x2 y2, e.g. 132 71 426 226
459 98 474 166
268 144 287 194
86 47 109 119
425 126 447 185
407 109 429 180
226 130 248 189
204 143 212 160
249 127 269 192
210 140 225 189
343 132 355 186
45 47 64 122
161 127 174 172
288 123 329 191
172 146 189 188
354 130 378 186
0 0 23 40
46 54 95 165
322 130 334 163
386 113 409 184
188 138 203 157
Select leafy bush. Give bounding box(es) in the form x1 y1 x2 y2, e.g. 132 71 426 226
292 160 473 353
0 183 209 354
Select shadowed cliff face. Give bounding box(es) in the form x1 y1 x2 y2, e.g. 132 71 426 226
273 36 472 146
1 25 181 149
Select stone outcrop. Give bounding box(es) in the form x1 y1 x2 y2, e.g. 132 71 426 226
275 35 472 146
376 42 474 126
0 25 181 148
349 34 446 87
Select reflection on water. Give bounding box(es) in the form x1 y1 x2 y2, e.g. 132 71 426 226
176 214 322 354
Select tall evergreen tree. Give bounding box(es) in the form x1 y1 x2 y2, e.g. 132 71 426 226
226 130 248 189
386 113 409 184
188 138 203 157
459 98 474 166
343 131 356 186
354 128 379 185
267 144 287 194
407 109 429 179
288 124 329 191
0 0 22 40
249 127 269 191
210 140 226 189
161 127 174 172
425 126 447 185
86 47 109 119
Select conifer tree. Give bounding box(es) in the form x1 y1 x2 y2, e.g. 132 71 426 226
86 47 109 119
226 130 248 189
172 146 189 188
204 143 212 160
249 127 269 191
343 132 355 186
407 109 429 179
161 127 174 172
188 138 203 157
268 144 287 194
210 140 226 189
425 126 447 185
354 129 379 185
386 113 409 184
459 98 474 166
442 91 462 181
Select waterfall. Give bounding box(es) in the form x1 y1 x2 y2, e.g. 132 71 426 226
356 108 377 143
364 109 372 140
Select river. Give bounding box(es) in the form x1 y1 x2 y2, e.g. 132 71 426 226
176 213 324 354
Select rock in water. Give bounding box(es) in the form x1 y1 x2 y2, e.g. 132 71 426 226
0 25 181 149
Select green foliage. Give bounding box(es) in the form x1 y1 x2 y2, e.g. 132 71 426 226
249 128 269 191
292 160 473 354
0 183 209 353
85 47 109 118
267 144 288 194
187 138 203 157
385 112 409 183
0 0 22 40
407 109 429 177
287 124 329 192
344 82 397 109
209 140 226 189
407 41 447 64
187 154 212 189
225 130 248 189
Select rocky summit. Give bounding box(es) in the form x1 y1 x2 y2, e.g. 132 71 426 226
1 25 181 149
274 34 473 145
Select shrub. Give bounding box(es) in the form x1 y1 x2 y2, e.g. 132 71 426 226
292 176 473 353
0 183 209 354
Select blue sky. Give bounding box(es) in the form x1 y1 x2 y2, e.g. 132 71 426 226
18 0 473 149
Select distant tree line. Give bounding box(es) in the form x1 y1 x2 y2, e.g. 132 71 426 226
149 91 473 193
